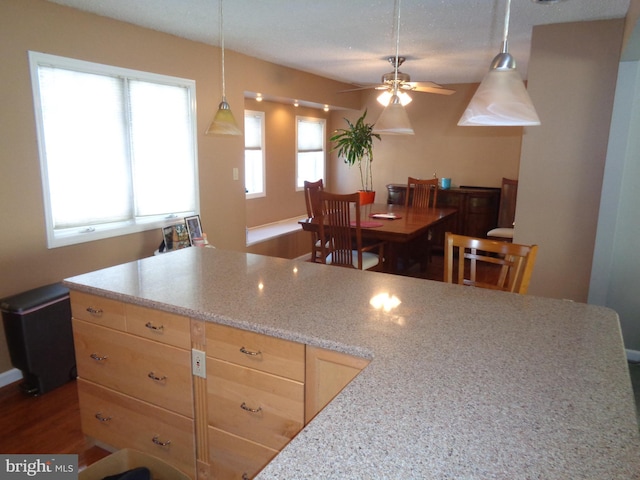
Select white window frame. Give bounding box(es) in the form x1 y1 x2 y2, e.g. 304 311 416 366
295 116 326 191
244 110 266 199
28 51 199 248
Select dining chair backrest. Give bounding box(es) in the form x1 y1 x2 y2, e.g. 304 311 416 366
319 191 363 269
405 177 439 209
303 179 326 263
444 232 538 294
304 179 324 219
487 177 518 242
497 177 518 228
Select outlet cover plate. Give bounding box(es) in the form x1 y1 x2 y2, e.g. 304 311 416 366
192 349 206 378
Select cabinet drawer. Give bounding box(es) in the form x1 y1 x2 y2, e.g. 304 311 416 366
70 291 126 330
73 319 193 418
208 426 278 480
126 304 191 349
207 358 304 450
78 379 195 478
206 323 305 382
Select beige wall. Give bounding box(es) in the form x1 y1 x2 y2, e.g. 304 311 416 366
517 19 625 301
244 99 331 228
329 83 523 197
245 83 523 227
0 0 359 373
0 0 535 376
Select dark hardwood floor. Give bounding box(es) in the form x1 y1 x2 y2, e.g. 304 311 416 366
0 378 109 469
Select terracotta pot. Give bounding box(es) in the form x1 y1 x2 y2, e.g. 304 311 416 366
359 190 376 205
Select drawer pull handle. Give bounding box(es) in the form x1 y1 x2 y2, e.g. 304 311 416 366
86 306 103 316
239 346 261 357
90 353 108 361
240 402 262 414
152 435 171 447
95 412 111 422
148 372 167 383
145 322 164 332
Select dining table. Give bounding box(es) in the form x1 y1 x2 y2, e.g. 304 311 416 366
299 202 457 272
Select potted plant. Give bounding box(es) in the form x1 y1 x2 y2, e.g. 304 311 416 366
330 110 381 205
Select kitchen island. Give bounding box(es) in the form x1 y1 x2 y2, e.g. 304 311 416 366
64 247 640 479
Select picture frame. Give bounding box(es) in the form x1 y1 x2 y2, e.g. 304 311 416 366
162 226 174 252
184 215 203 244
162 223 191 252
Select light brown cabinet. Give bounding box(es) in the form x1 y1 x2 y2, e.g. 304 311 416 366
71 292 196 478
71 290 369 480
305 346 370 424
205 322 305 479
78 379 195 474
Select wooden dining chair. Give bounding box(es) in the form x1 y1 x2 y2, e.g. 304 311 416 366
303 179 326 263
444 232 538 294
487 177 518 242
404 177 439 209
404 176 439 270
318 191 384 271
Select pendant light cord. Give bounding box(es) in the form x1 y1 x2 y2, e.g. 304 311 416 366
501 0 511 54
219 0 226 99
393 0 401 94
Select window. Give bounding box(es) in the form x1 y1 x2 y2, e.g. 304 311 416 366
29 51 199 248
244 110 265 198
296 116 326 190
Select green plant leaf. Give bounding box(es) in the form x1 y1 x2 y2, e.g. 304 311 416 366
329 110 381 191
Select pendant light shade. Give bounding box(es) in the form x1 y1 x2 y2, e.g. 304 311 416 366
458 67 540 126
458 0 540 126
205 98 241 135
206 0 241 136
373 94 415 135
373 0 414 135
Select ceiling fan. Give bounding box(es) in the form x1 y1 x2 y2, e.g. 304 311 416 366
341 56 456 103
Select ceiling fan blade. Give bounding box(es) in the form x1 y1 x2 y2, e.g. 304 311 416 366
407 81 456 95
413 86 456 95
338 84 384 93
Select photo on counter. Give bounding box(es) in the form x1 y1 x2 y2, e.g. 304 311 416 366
162 224 191 251
185 215 203 243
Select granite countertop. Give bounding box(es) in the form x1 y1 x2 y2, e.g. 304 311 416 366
64 247 640 479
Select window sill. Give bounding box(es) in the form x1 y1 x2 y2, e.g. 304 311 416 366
246 216 307 247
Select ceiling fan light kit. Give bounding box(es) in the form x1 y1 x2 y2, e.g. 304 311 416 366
458 0 540 127
377 89 412 106
206 0 241 136
373 94 415 135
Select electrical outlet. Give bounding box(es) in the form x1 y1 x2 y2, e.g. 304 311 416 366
192 349 206 378
233 167 239 180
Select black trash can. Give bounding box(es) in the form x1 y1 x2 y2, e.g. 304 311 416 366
1 283 76 395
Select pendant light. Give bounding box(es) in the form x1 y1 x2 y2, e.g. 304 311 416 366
373 0 415 135
458 0 540 126
205 0 241 136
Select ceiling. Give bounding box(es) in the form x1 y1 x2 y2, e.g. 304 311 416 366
47 0 630 86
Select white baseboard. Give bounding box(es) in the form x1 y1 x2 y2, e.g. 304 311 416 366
0 368 22 388
627 349 640 363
